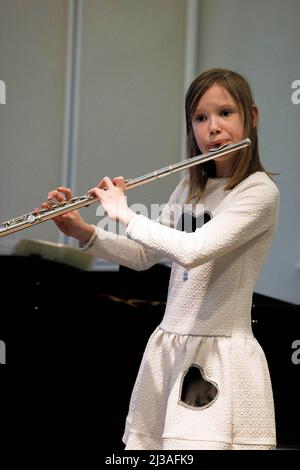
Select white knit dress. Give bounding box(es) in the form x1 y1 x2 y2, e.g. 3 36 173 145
82 171 280 450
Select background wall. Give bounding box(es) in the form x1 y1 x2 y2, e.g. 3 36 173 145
0 0 68 242
76 0 186 232
195 0 300 303
0 0 299 303
0 0 186 247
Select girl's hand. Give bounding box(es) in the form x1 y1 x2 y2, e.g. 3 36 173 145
39 187 95 243
88 176 136 226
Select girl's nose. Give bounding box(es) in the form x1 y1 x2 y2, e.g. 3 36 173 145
209 116 221 135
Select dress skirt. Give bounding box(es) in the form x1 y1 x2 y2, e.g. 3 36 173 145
123 327 276 450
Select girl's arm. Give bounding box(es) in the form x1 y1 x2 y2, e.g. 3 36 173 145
125 173 280 270
80 177 187 271
80 225 161 271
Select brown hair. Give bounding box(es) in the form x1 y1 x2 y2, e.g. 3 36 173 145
185 68 275 202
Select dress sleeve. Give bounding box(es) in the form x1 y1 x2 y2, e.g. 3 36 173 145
125 174 280 270
80 176 188 271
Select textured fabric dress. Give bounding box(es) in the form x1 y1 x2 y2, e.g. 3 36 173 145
82 171 280 450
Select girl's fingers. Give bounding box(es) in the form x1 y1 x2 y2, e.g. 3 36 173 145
88 187 102 199
44 187 73 211
97 176 114 190
57 187 73 200
54 192 65 203
47 190 58 200
113 176 126 189
47 187 73 202
113 176 124 183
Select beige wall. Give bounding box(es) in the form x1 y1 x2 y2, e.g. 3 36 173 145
196 0 300 303
0 0 68 242
0 0 186 243
76 0 186 229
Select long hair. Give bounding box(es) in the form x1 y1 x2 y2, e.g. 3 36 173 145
185 68 275 202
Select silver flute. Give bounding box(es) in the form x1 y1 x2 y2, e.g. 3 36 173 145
0 138 250 238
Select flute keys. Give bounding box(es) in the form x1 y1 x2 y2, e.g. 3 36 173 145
27 214 37 223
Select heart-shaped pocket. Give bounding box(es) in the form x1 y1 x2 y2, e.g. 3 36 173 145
181 365 218 408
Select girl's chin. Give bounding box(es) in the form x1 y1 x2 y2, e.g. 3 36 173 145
213 156 235 162
214 151 237 161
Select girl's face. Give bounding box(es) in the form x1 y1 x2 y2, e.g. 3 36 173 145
191 83 245 177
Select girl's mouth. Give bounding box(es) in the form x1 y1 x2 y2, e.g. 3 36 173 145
208 141 230 152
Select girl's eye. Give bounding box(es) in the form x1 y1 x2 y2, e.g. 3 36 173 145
220 109 232 117
194 115 206 122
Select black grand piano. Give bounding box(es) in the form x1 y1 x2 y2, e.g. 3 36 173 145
0 255 299 449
